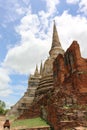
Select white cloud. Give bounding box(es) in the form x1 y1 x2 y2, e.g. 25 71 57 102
54 11 87 57
16 7 25 15
66 0 79 4
0 0 31 23
44 0 60 16
0 67 12 97
5 101 13 109
3 13 51 74
3 34 50 74
66 0 87 16
22 0 30 5
0 90 12 97
79 0 87 15
3 10 87 76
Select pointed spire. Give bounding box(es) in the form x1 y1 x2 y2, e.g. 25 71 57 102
40 61 43 75
49 21 64 58
34 65 39 76
51 20 61 49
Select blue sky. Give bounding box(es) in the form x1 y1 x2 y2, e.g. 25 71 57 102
0 0 87 108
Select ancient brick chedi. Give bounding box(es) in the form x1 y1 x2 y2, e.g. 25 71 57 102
35 21 64 102
7 21 64 116
19 40 87 130
8 21 87 129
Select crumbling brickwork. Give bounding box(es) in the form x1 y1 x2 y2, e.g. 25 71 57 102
18 40 87 129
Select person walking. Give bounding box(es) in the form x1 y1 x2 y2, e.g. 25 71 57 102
3 119 10 129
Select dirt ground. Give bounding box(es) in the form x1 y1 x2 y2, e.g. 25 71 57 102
0 115 6 130
0 115 12 130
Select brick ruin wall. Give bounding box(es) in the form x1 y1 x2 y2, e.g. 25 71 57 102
19 41 87 130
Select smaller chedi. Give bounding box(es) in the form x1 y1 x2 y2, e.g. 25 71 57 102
7 65 41 116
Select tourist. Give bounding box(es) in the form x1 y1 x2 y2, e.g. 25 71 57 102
3 119 10 129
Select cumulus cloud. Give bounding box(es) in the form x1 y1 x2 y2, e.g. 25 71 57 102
66 0 79 4
3 10 87 76
79 0 87 15
3 32 50 74
54 11 87 55
0 0 31 23
3 12 51 74
66 0 87 16
22 0 30 5
0 67 12 97
44 0 60 16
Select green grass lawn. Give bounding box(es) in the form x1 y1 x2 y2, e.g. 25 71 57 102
11 117 50 128
8 115 17 120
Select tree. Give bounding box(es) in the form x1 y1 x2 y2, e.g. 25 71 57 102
0 100 6 114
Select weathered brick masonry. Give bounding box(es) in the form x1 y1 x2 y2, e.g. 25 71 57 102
10 22 87 130
19 41 87 130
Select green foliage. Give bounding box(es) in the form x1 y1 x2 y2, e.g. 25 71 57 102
11 117 49 128
0 100 6 108
0 100 6 114
0 107 4 114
